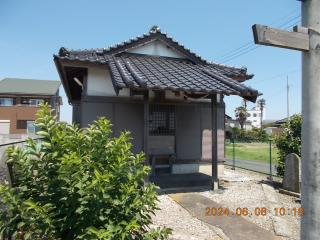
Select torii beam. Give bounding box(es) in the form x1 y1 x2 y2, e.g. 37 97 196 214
252 1 320 239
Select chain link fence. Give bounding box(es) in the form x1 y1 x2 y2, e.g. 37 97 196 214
0 139 42 186
225 138 282 178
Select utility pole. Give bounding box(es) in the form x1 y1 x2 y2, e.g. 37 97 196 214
300 2 320 239
287 76 289 120
252 1 320 239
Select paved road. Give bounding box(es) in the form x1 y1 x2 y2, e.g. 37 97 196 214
226 157 278 176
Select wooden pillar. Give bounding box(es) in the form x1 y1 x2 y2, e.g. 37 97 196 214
143 90 149 185
211 94 218 190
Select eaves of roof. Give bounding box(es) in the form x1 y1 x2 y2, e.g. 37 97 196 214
106 55 258 99
53 26 254 80
53 26 260 103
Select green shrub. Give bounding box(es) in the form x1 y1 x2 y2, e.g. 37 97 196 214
0 103 172 239
231 126 241 138
274 114 301 176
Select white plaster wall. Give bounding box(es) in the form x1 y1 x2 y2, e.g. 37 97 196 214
87 68 115 96
186 94 220 103
149 90 155 99
87 69 130 97
118 88 130 97
165 90 184 100
127 40 187 59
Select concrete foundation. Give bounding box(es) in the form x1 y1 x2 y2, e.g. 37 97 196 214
148 162 224 176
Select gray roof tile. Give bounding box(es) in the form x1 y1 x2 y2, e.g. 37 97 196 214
0 78 61 95
107 55 258 99
53 26 253 79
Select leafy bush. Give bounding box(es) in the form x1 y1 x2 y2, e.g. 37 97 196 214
274 114 301 176
242 127 269 140
0 103 172 239
231 126 241 138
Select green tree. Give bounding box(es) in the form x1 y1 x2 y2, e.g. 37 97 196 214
0 103 172 239
274 114 301 176
242 98 249 110
234 106 248 130
231 126 241 138
257 98 266 135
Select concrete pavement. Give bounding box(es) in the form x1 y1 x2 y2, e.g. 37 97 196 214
168 192 281 240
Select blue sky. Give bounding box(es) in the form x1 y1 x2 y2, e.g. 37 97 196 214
0 0 302 123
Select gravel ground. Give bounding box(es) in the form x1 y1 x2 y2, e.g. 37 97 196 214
151 167 301 240
150 194 220 240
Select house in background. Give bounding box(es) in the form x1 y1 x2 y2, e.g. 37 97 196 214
247 106 265 128
264 127 283 136
263 115 299 136
225 114 252 138
225 114 252 130
0 78 62 136
54 26 259 187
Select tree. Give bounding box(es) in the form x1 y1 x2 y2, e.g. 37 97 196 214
231 126 241 138
0 103 172 239
234 106 248 130
274 114 301 176
242 98 249 130
257 98 266 135
242 98 249 110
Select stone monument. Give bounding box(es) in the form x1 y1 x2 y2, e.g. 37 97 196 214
283 153 301 193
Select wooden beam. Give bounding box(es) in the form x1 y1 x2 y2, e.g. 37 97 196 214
293 25 309 35
211 94 218 190
82 69 88 99
54 59 73 101
82 95 226 108
59 59 110 69
252 24 309 51
130 89 145 96
143 90 149 185
184 93 211 99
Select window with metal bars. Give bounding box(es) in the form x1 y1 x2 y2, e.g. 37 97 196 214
149 105 175 135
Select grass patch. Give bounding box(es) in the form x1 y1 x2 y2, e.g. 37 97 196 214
226 143 279 163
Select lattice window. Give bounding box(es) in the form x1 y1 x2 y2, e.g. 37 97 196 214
149 105 175 135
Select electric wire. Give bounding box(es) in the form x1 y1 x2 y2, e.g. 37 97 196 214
211 14 301 63
248 69 301 85
220 20 301 63
209 7 300 60
212 16 301 62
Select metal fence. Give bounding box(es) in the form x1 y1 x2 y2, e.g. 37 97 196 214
225 138 282 178
0 138 42 186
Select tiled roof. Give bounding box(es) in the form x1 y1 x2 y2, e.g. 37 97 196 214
107 55 258 98
53 26 253 80
0 78 61 95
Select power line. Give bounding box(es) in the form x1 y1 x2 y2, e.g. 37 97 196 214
248 69 301 85
220 45 261 63
212 14 301 63
264 87 287 99
209 37 253 59
265 7 300 26
209 7 300 60
277 15 301 28
214 41 253 61
220 20 301 63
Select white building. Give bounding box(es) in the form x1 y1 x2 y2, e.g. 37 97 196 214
247 106 266 128
227 118 252 130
